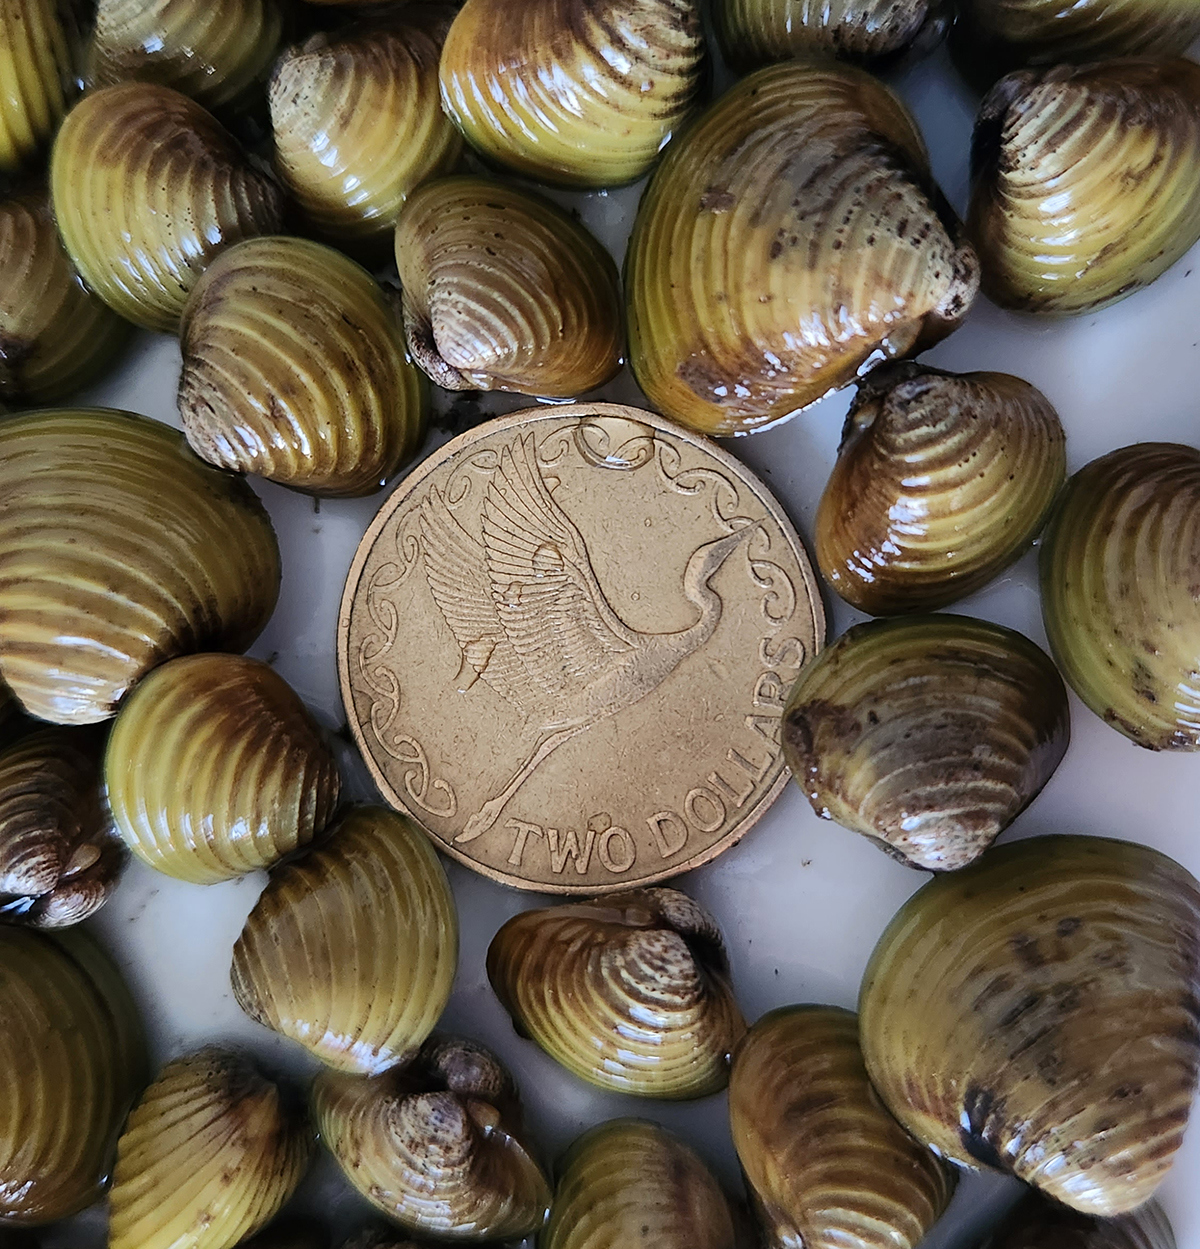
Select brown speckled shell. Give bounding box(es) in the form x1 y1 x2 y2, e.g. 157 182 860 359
983 1194 1176 1249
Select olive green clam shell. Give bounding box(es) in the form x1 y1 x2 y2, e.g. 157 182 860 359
1041 443 1200 750
782 615 1069 871
232 806 457 1075
179 236 428 497
969 59 1200 316
626 60 979 436
983 1195 1176 1249
109 1048 313 1249
0 408 280 725
0 0 74 173
50 82 286 332
487 887 745 1099
0 926 148 1224
816 362 1065 614
859 835 1200 1215
729 1005 954 1249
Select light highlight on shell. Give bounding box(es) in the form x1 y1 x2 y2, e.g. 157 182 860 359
859 835 1200 1215
0 0 74 172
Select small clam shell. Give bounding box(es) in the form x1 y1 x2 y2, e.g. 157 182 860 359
486 887 745 1099
0 408 280 725
729 1005 954 1249
0 192 130 407
859 835 1200 1215
0 926 148 1224
1041 443 1200 750
782 615 1070 871
984 1195 1177 1249
543 1118 738 1249
816 362 1066 614
626 60 979 436
0 0 74 172
312 1035 551 1242
969 59 1200 315
231 806 457 1074
108 1048 313 1249
179 236 428 496
50 82 286 331
395 176 623 397
439 0 703 187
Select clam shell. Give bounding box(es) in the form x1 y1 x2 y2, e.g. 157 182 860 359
105 653 340 885
395 175 623 396
231 806 457 1074
179 236 428 496
312 1035 551 1242
50 82 286 331
0 408 280 725
969 59 1200 316
108 1048 313 1249
0 192 130 407
984 1196 1176 1249
816 362 1066 614
487 887 745 1099
0 0 73 172
729 1005 954 1249
626 60 980 436
439 0 703 187
1041 443 1200 750
0 926 148 1224
543 1118 737 1249
859 835 1200 1215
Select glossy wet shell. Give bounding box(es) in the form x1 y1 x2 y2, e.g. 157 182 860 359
0 926 147 1224
439 0 703 187
179 236 428 496
984 1194 1177 1249
729 1005 954 1249
0 0 74 172
969 59 1200 316
1040 443 1200 750
782 615 1069 871
487 887 745 1098
859 835 1200 1215
626 60 979 436
0 409 279 724
108 1049 313 1249
50 82 286 331
816 362 1065 614
231 806 457 1074
0 193 130 407
543 1119 737 1249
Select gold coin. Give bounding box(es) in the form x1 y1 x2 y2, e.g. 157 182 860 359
338 404 824 893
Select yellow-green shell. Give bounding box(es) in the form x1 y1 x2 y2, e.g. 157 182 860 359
0 0 74 173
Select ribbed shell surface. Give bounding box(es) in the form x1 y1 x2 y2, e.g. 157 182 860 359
179 236 428 496
486 887 745 1098
439 0 703 187
782 615 1070 871
50 82 286 331
969 60 1200 316
0 408 280 725
816 363 1065 614
626 61 980 436
729 1006 954 1249
108 1048 313 1249
0 0 73 172
859 835 1200 1215
1040 443 1200 750
0 926 147 1224
231 806 457 1074
985 1195 1177 1249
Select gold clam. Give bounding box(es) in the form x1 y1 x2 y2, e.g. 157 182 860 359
626 60 979 436
232 806 457 1074
179 236 428 496
984 1195 1176 1249
487 887 745 1099
0 408 280 725
859 835 1200 1215
816 362 1065 614
439 0 704 187
312 1034 551 1242
0 0 75 173
50 82 286 331
969 59 1200 315
395 176 623 397
109 1048 313 1249
782 615 1069 871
